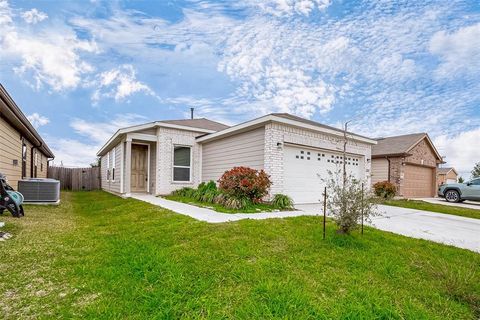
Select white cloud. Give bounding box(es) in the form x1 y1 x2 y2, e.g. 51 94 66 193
434 128 480 178
92 65 154 103
27 113 49 128
254 0 331 17
50 113 147 167
0 1 98 91
21 8 47 24
49 139 100 167
0 0 12 26
430 23 480 78
70 113 146 144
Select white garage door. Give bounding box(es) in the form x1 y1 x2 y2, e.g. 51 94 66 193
284 145 364 204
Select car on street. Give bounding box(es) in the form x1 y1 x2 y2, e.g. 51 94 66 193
438 178 480 202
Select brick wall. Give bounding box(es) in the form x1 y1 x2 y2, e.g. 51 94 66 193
264 122 373 198
386 138 439 196
405 139 438 167
156 127 203 195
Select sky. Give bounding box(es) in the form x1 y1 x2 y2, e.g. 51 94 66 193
0 0 479 178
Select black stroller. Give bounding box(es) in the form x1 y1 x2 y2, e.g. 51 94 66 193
0 173 24 218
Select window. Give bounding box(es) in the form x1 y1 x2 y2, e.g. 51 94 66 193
173 146 191 182
471 179 480 186
111 148 116 181
106 152 110 181
21 142 27 178
34 151 38 177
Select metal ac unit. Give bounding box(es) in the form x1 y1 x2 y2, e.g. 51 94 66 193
18 178 60 203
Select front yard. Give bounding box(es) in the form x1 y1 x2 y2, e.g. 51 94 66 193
1 191 479 319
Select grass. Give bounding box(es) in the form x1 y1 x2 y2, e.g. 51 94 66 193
164 194 282 213
384 199 480 220
0 191 478 319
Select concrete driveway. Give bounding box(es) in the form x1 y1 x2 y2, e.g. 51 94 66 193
295 204 480 253
418 198 480 210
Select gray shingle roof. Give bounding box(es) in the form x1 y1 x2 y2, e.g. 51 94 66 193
438 167 455 175
160 118 229 132
372 133 426 157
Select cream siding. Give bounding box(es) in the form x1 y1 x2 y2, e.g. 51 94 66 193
100 142 122 194
0 116 22 189
201 127 265 183
0 116 50 189
371 158 389 185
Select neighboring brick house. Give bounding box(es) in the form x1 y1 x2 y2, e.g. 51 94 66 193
0 84 54 189
437 167 458 187
97 113 377 204
371 133 443 198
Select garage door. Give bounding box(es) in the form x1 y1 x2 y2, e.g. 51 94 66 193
403 165 434 198
284 145 364 204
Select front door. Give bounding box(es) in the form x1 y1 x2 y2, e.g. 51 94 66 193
131 144 148 193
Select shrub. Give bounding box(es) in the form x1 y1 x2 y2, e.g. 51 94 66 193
193 181 218 202
218 167 272 203
373 181 397 199
172 187 196 198
271 194 294 210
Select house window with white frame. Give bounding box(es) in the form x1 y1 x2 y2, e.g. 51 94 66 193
112 148 116 181
106 152 110 181
173 146 191 182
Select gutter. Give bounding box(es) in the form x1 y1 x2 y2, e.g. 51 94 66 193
386 156 391 182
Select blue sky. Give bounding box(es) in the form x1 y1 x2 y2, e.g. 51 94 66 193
0 0 479 177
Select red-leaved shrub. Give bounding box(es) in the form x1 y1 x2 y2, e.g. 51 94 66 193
373 181 397 199
218 167 272 203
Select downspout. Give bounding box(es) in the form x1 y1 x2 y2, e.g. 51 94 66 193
30 142 43 178
385 156 391 182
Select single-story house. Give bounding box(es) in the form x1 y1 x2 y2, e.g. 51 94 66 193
97 113 377 204
371 133 443 198
0 84 54 189
437 167 458 186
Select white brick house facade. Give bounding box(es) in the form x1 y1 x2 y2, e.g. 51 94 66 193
98 114 376 203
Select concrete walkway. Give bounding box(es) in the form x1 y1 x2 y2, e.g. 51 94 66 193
131 195 480 253
131 194 319 223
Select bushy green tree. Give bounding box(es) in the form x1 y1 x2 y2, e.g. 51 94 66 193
324 171 380 234
472 162 480 178
458 176 464 183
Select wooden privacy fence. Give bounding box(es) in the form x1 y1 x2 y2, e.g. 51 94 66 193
48 166 101 191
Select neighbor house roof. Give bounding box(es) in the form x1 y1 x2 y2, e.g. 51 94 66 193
437 167 458 175
97 118 229 156
372 132 442 161
0 84 54 158
160 118 229 131
196 113 377 145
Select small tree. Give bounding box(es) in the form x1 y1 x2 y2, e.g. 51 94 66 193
324 171 379 234
472 162 480 178
458 176 464 183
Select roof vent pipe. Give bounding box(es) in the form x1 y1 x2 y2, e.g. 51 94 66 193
190 107 194 119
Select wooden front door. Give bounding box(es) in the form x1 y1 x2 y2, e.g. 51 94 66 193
131 144 148 193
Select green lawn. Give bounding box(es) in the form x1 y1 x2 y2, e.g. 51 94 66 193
384 199 480 220
0 191 479 319
164 194 282 213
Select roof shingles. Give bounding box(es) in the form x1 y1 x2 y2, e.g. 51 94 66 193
372 133 426 157
160 118 229 132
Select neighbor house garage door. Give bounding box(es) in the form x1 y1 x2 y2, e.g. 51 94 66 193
284 145 364 204
403 165 434 198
